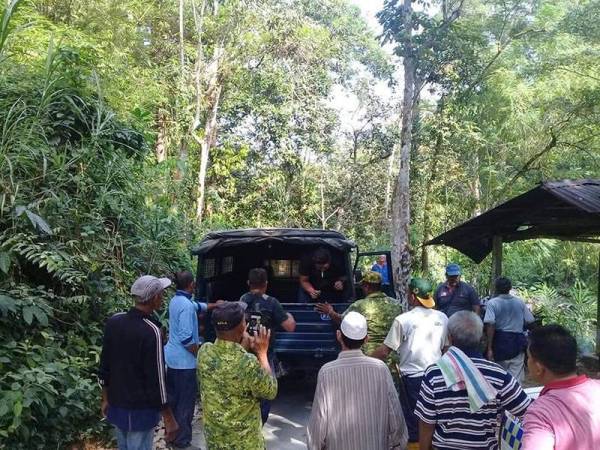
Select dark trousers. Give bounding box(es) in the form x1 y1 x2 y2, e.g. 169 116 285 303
401 375 423 443
260 353 278 424
166 367 197 447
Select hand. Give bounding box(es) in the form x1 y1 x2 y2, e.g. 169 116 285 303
163 414 179 443
309 289 321 300
486 349 494 361
215 299 226 305
240 331 253 351
251 325 271 357
334 280 344 291
101 398 109 418
315 303 333 316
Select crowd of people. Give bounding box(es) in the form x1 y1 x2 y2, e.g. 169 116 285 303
98 257 600 450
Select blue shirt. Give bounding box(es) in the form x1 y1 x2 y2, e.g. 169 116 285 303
164 291 205 369
371 263 390 284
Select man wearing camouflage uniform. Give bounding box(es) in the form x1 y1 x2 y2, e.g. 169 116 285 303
316 271 402 372
197 301 277 450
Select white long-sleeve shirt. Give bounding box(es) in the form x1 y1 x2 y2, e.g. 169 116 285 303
306 350 408 450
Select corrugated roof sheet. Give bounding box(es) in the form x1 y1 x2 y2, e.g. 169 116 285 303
427 179 600 262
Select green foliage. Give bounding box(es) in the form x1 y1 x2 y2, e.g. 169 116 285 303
520 280 597 353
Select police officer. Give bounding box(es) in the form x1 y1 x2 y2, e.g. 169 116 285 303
197 302 277 450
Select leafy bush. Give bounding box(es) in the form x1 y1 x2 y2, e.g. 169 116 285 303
520 281 597 353
0 5 193 447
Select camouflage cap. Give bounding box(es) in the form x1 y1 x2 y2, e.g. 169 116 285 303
409 277 435 308
361 271 382 284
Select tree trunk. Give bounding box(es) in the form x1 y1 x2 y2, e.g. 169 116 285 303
155 109 167 163
391 0 416 307
421 100 445 273
384 143 397 219
196 83 222 222
179 0 185 70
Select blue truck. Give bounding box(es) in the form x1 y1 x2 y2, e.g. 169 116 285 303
191 228 394 370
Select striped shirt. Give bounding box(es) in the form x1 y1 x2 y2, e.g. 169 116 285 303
415 351 531 450
307 350 408 450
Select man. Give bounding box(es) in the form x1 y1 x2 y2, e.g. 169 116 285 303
522 325 600 450
434 263 480 317
484 277 535 382
316 271 401 355
164 271 220 449
198 302 277 450
99 275 178 450
298 247 346 303
240 267 296 423
371 254 390 285
415 311 531 450
307 312 408 450
371 277 448 445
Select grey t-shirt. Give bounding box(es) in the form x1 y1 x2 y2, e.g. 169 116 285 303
483 294 535 332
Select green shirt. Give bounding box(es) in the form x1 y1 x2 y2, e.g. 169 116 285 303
344 292 403 354
198 339 277 450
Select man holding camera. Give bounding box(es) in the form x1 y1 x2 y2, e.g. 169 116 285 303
240 268 296 423
197 301 277 450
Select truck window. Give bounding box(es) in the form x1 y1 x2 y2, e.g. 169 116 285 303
268 259 300 278
202 258 216 278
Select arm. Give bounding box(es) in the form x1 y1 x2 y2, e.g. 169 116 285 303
273 300 296 332
522 406 555 450
306 372 327 450
281 313 296 332
414 373 437 450
300 275 319 299
498 372 532 418
469 286 480 315
142 321 179 441
385 368 408 449
178 304 199 356
101 387 109 417
247 326 277 400
485 324 495 361
98 321 111 417
315 303 342 324
371 343 392 361
419 420 435 450
483 303 496 361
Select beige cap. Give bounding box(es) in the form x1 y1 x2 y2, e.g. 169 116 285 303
130 275 171 303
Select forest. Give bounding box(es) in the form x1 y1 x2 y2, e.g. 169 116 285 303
0 0 598 447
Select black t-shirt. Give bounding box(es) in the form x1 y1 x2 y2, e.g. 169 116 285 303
299 254 345 295
240 292 288 347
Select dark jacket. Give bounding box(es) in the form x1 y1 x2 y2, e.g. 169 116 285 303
99 307 168 410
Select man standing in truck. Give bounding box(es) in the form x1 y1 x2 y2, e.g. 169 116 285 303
298 247 346 303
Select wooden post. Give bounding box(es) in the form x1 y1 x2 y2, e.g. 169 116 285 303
490 235 503 294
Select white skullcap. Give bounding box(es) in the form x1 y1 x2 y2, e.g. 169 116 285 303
130 275 171 303
340 311 368 340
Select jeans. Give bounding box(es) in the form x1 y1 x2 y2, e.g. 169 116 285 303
114 426 154 450
401 375 423 443
167 367 198 447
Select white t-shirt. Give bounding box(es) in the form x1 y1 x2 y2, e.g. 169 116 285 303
383 306 448 376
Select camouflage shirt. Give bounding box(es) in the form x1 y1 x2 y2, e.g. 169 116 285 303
344 292 403 355
198 339 277 450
